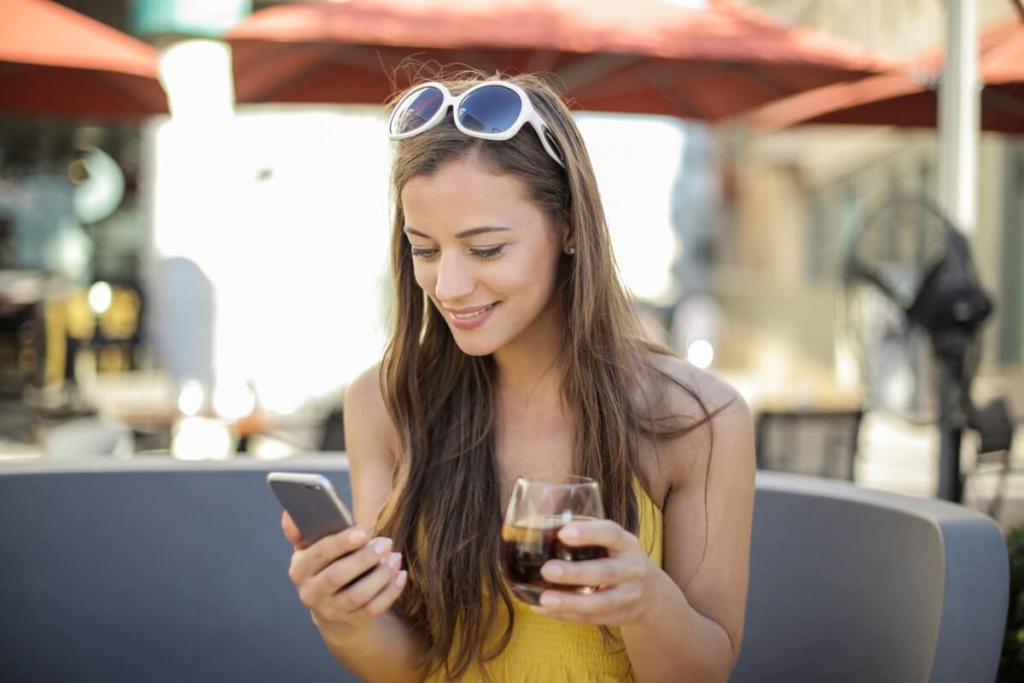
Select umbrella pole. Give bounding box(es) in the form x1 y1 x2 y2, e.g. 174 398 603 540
937 0 979 235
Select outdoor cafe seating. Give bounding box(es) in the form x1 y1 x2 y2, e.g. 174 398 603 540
0 455 1006 682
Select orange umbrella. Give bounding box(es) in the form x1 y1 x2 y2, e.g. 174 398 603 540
226 0 896 120
747 18 1024 134
0 0 168 119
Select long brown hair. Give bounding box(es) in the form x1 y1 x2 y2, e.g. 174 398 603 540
376 70 716 680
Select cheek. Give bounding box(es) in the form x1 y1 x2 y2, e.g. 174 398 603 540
412 262 435 292
488 257 542 298
408 251 555 303
498 258 559 312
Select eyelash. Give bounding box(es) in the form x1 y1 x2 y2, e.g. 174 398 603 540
410 245 505 261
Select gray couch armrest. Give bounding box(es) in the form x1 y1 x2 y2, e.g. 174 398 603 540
731 472 1008 683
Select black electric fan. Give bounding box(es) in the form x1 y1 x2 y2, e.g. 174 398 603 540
841 197 1014 502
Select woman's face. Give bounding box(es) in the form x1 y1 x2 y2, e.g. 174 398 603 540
401 153 567 357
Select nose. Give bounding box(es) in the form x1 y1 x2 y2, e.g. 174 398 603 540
433 252 476 304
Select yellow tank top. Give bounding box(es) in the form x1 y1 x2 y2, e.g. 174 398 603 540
424 480 664 682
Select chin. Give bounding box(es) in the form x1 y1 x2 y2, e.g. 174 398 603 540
450 332 500 357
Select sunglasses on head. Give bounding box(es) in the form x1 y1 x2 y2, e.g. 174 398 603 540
387 81 566 168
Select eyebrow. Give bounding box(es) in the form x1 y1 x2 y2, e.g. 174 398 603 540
404 226 512 240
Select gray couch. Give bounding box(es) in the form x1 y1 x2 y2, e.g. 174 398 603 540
0 457 1008 682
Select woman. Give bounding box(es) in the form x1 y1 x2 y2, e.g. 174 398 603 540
283 71 755 682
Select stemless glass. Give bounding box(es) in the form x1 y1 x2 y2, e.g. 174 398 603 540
500 474 608 605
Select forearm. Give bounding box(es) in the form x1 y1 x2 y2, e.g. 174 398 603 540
316 610 428 683
620 571 735 683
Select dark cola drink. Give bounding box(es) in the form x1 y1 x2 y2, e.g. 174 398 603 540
500 515 608 605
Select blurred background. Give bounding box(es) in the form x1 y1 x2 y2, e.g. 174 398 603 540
1 0 1022 527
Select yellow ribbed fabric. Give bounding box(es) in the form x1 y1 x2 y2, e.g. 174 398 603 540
425 480 664 682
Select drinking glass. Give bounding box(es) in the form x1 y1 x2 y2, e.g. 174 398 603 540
500 474 607 605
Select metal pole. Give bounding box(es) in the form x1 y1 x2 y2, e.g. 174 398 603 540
936 357 965 502
937 0 979 235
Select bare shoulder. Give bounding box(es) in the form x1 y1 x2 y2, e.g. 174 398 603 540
641 352 754 492
344 363 401 526
344 362 400 463
643 351 748 421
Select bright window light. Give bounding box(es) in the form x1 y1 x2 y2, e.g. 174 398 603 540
212 381 256 421
171 416 234 460
177 379 205 416
158 39 234 120
88 281 113 315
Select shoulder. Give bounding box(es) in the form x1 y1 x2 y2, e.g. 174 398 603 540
344 363 402 526
641 351 749 426
640 351 754 492
344 363 400 466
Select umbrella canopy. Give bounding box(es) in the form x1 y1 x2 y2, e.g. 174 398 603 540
0 0 168 119
226 0 896 121
747 18 1024 134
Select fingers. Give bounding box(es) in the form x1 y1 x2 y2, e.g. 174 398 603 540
281 511 307 549
557 519 638 555
531 520 652 627
359 569 409 617
540 557 642 588
288 527 371 585
535 584 643 624
323 553 404 618
295 535 394 606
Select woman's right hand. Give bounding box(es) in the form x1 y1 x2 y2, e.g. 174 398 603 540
282 511 408 637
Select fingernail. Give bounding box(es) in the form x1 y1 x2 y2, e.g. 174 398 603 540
349 528 368 545
386 553 402 570
540 593 561 608
560 526 579 540
396 571 408 587
372 538 393 555
544 563 564 578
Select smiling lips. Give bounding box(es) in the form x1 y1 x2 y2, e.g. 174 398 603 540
446 302 499 329
450 303 495 318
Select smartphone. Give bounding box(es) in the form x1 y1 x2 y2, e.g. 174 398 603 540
267 472 355 544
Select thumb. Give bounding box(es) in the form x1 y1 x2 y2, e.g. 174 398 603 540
281 511 309 549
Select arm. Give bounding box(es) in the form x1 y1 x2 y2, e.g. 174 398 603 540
618 396 754 682
283 364 428 683
534 376 755 682
313 589 427 683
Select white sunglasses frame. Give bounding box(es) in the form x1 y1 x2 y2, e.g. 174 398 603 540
387 81 565 168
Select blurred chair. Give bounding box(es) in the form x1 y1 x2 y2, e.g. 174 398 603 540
755 409 863 481
963 396 1020 518
42 416 133 460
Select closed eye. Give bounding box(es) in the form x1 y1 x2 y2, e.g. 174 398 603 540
470 245 505 260
410 245 506 260
410 247 437 259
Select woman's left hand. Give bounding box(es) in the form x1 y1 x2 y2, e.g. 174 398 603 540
535 519 659 627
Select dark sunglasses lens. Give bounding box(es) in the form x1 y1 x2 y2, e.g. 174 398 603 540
543 129 565 165
458 85 522 134
392 86 444 135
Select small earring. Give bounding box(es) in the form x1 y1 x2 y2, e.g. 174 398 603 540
565 246 575 255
